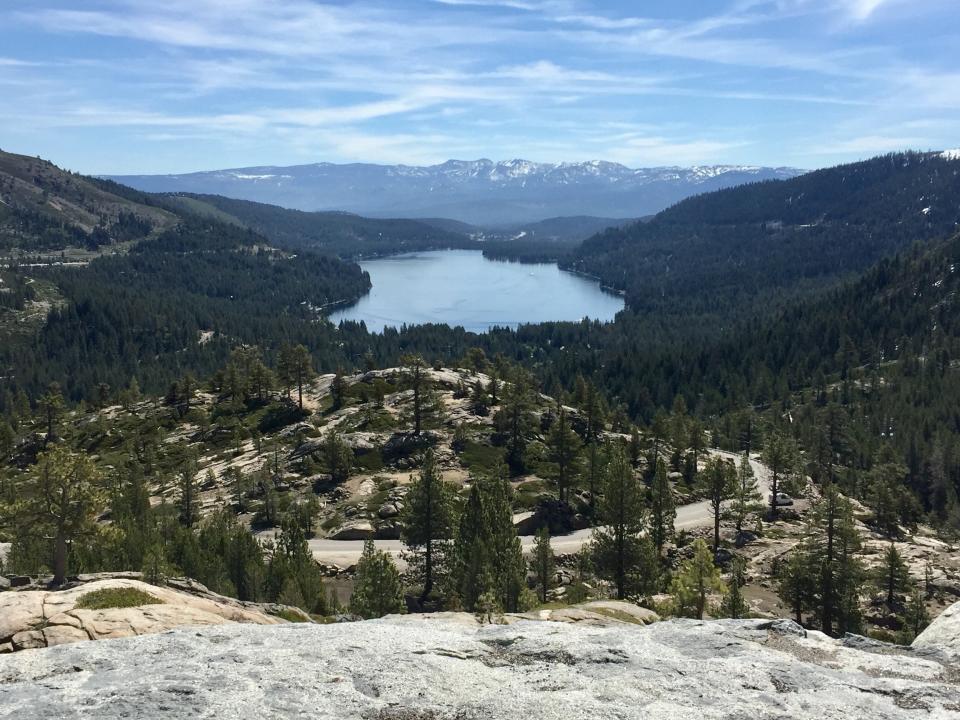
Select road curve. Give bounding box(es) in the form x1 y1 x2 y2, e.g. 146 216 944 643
304 450 772 569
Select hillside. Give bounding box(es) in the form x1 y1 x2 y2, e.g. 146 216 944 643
0 150 177 253
570 151 960 314
164 194 474 258
106 159 803 225
5 358 959 639
0 153 373 404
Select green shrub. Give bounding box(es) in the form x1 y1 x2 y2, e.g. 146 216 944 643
75 587 164 610
273 607 312 623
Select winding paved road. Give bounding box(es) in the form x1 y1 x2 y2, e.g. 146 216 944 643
305 450 771 569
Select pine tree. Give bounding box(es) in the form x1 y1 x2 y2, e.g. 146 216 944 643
762 430 799 519
648 412 669 470
671 539 726 619
547 405 581 503
531 526 555 603
649 458 676 556
778 545 817 624
584 440 604 510
903 585 930 640
877 543 911 606
809 485 864 635
726 452 764 537
687 419 707 478
401 450 456 603
279 344 314 411
323 431 353 484
400 354 442 435
834 505 864 635
330 369 347 411
469 378 489 416
485 472 526 612
589 446 648 599
582 380 606 444
16 446 102 585
496 367 535 473
452 472 525 612
0 420 14 460
37 382 65 442
628 426 642 467
486 371 499 406
177 455 200 528
699 456 736 553
269 517 328 615
351 539 404 619
452 481 494 611
226 466 251 513
720 555 749 619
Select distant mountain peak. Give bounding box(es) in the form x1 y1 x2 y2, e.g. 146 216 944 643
106 159 805 226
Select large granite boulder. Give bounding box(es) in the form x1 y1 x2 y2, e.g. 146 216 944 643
328 520 375 540
0 578 296 653
913 600 960 660
0 614 957 718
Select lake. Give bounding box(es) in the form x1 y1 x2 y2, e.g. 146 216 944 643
328 249 624 333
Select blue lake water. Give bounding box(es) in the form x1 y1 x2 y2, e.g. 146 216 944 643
328 249 624 333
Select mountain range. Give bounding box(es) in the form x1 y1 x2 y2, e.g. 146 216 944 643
107 159 803 225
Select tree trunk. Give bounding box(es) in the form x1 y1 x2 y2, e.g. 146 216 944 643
53 530 68 586
421 538 433 604
413 382 421 435
714 508 721 553
770 471 779 519
615 527 625 600
822 513 835 635
420 476 433 604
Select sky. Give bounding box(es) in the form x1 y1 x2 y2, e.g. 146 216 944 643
0 0 957 174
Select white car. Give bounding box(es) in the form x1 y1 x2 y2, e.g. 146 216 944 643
769 492 794 506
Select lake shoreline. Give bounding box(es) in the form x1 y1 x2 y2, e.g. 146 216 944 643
328 249 624 333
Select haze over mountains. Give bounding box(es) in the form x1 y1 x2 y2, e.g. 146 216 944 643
108 159 803 226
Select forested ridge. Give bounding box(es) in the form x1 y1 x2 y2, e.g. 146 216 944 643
567 151 960 316
162 193 476 258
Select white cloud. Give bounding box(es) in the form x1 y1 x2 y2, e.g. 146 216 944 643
843 0 889 21
3 0 955 171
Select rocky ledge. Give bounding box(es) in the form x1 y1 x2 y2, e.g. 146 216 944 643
0 577 304 653
2 611 959 719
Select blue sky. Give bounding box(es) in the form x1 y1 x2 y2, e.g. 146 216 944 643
0 0 957 173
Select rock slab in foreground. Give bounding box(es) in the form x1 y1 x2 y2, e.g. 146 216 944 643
1 616 958 719
913 600 960 661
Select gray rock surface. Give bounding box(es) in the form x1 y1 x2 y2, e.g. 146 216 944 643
1 615 957 719
913 600 960 660
329 520 375 540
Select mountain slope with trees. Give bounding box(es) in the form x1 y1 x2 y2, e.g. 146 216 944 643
568 151 960 316
163 194 475 258
0 149 177 252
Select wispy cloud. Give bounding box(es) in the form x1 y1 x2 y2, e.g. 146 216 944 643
842 0 890 21
2 0 957 172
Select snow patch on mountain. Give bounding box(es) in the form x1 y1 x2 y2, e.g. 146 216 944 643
107 159 806 225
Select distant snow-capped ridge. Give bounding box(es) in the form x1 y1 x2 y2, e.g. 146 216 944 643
107 159 805 225
941 149 960 161
236 158 800 185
